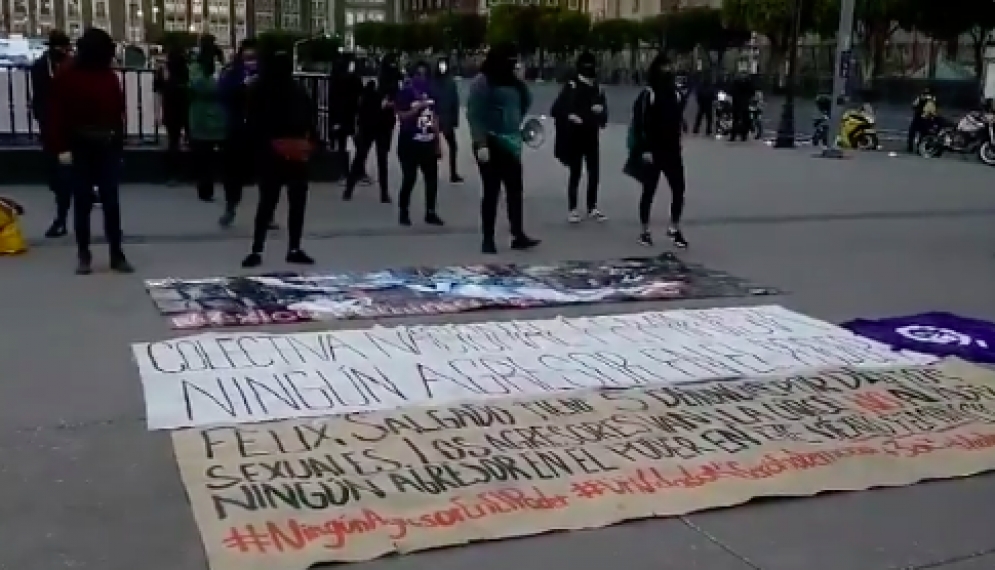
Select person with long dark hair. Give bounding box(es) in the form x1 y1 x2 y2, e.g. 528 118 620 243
241 51 319 268
217 38 261 227
343 53 402 203
153 46 189 185
623 54 688 249
32 29 73 238
47 27 131 274
187 35 228 203
395 60 444 227
466 42 540 254
551 50 607 223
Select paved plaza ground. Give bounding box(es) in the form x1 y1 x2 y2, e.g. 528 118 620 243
3 126 995 570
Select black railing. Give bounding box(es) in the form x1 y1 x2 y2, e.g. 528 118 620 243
0 66 332 147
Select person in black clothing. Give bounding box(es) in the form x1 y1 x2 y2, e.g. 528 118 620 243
343 54 402 203
153 47 189 185
676 74 690 133
729 72 754 142
32 29 73 238
692 75 716 135
329 53 363 178
908 86 937 153
551 51 607 223
623 54 688 249
217 38 260 227
241 51 319 268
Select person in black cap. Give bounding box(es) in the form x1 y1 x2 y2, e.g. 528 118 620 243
32 29 73 238
343 53 402 203
551 50 607 224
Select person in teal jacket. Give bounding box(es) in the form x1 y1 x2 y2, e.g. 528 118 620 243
465 42 540 255
187 36 231 205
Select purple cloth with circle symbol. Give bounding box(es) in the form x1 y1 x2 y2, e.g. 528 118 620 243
841 312 995 364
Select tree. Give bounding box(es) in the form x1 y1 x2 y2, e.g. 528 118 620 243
352 21 385 53
436 13 488 53
398 21 436 53
590 18 639 55
692 7 750 69
486 4 549 55
300 36 341 63
818 0 913 83
905 0 995 82
721 0 830 79
257 30 307 55
156 30 198 51
545 9 591 55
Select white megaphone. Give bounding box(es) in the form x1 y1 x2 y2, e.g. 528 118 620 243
521 115 546 149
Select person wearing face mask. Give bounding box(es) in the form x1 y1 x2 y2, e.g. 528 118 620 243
187 35 229 205
466 42 541 254
329 53 363 180
395 61 444 227
344 54 402 203
623 54 688 249
32 29 73 238
551 51 607 224
430 56 463 183
216 38 261 227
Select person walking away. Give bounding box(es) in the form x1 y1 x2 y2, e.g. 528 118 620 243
329 53 363 180
241 51 319 268
187 36 228 205
153 47 189 186
676 73 690 133
395 60 445 227
692 75 715 135
466 42 541 254
31 29 73 238
217 38 261 227
729 72 754 142
551 51 607 223
430 56 463 183
908 86 937 153
623 54 689 249
343 54 402 202
47 28 132 274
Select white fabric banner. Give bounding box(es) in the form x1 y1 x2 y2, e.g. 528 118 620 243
132 305 935 430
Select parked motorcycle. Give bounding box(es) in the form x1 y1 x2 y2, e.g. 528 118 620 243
715 91 733 136
917 110 995 165
836 104 879 150
748 96 763 139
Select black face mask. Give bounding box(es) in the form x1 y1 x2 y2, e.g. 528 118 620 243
51 49 67 62
578 65 595 78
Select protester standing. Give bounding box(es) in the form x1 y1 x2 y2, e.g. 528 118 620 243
430 56 463 183
329 53 363 178
47 28 131 274
31 29 73 238
343 54 402 203
551 51 607 223
241 51 319 268
729 72 754 142
692 74 716 135
153 47 189 185
395 61 444 227
217 38 261 227
187 36 229 205
623 54 688 249
466 42 541 254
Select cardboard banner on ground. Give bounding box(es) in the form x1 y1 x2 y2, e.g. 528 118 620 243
172 360 995 570
134 305 934 429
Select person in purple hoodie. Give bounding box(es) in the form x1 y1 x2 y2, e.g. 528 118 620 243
394 60 444 227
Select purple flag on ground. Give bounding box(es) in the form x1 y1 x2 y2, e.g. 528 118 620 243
842 312 995 364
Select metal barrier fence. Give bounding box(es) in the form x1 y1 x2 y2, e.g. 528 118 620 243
0 66 332 147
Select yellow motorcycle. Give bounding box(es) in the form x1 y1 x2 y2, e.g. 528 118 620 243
836 104 880 150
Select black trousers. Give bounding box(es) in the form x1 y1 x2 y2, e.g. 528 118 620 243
347 126 393 198
70 147 123 257
907 117 924 152
693 103 713 134
46 151 72 223
730 106 750 141
251 153 308 254
333 129 350 176
477 138 525 243
398 139 439 214
566 141 600 211
639 152 686 226
189 139 244 207
164 122 185 178
442 126 459 178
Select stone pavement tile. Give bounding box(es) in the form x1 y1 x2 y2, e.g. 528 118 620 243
684 474 995 570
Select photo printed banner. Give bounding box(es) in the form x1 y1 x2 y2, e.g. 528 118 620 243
134 306 934 430
173 361 995 570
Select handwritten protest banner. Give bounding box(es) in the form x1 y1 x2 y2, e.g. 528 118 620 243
172 360 995 570
136 305 933 429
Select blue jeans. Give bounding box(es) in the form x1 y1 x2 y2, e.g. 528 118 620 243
70 147 123 257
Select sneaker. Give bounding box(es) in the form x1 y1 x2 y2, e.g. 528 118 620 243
588 208 608 222
450 174 465 184
668 227 689 248
218 209 236 228
399 210 412 226
241 252 262 268
75 254 93 275
638 231 654 247
286 249 315 265
567 210 582 224
110 255 134 274
424 212 444 226
510 236 541 250
45 220 67 238
482 240 498 254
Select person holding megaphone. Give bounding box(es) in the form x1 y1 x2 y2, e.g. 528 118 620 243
466 42 541 254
